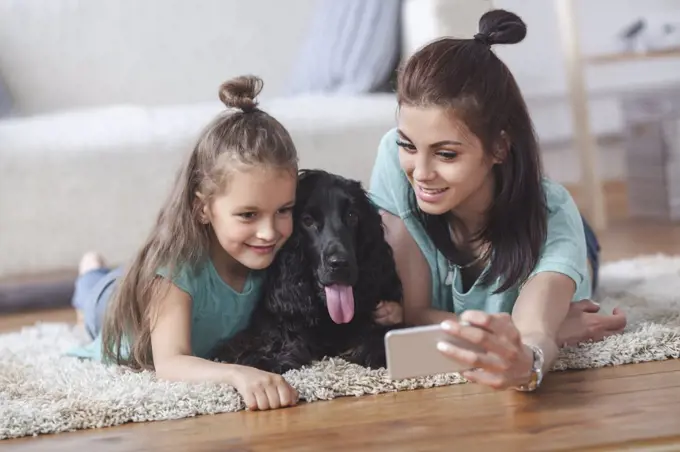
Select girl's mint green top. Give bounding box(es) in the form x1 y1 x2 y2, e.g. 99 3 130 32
369 128 592 315
66 260 265 362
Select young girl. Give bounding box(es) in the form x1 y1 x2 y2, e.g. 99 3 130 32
370 10 627 391
68 75 300 411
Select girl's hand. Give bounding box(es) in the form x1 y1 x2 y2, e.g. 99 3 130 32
374 301 403 326
437 310 534 390
557 299 626 347
229 365 299 410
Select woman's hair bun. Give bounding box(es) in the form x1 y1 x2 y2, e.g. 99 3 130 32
218 75 264 113
477 9 527 46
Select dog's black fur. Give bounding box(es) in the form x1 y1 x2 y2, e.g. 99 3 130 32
207 169 403 373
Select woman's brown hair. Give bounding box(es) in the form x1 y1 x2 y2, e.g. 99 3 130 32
398 9 547 293
101 75 299 369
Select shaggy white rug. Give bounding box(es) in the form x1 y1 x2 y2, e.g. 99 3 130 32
2 254 680 440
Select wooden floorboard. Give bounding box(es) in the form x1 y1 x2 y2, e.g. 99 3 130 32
2 180 680 451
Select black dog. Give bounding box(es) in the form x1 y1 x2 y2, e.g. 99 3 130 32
207 169 403 373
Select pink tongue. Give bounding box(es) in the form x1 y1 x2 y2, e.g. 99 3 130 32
324 284 355 324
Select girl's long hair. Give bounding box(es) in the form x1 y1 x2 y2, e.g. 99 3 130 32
101 75 298 369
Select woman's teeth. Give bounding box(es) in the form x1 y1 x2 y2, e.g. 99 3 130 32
420 186 447 194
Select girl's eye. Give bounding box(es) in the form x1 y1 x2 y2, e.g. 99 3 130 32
277 207 294 215
396 140 416 152
238 212 257 220
437 151 458 160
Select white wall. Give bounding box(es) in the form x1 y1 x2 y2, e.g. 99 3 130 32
493 0 680 144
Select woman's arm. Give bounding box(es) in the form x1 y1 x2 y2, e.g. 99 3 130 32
511 271 574 374
381 210 455 326
148 278 297 410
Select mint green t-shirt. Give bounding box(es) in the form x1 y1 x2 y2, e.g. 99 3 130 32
67 260 264 362
369 128 592 315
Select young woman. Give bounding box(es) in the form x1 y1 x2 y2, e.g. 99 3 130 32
370 9 626 391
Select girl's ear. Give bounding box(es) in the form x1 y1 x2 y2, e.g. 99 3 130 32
492 131 511 164
194 192 210 224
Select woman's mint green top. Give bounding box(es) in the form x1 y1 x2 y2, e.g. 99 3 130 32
369 128 592 315
67 260 265 362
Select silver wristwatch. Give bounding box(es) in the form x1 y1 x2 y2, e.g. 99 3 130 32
514 344 544 392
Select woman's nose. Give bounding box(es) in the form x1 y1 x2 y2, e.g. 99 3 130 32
412 155 435 182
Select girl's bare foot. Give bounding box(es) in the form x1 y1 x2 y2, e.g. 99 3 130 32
78 251 106 275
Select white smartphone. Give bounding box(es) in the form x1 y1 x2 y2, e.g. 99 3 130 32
384 324 485 380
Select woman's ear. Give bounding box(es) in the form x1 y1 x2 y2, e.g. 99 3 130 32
492 131 511 164
194 192 210 224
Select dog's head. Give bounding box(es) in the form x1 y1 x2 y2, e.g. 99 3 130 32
291 169 385 324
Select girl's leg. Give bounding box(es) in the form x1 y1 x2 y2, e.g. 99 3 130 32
71 252 123 339
72 252 109 328
581 217 601 294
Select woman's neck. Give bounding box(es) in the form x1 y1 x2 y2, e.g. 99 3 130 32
449 176 495 242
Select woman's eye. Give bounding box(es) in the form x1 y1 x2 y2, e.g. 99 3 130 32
278 207 294 215
238 212 257 220
396 140 416 152
437 151 458 160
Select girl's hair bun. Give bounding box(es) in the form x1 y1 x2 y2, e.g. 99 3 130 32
218 75 264 113
477 9 527 46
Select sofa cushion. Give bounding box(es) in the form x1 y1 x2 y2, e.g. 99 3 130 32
286 0 402 95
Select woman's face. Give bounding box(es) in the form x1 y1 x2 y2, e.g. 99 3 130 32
396 105 500 221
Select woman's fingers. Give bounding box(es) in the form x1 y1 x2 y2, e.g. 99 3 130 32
607 307 627 332
441 320 516 362
574 299 601 313
436 340 509 373
461 369 509 390
460 311 521 345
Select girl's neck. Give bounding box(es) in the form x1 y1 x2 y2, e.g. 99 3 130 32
209 243 250 292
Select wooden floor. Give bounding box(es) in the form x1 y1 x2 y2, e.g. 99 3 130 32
3 181 680 451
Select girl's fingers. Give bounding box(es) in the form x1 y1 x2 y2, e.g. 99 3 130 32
264 384 282 410
436 340 509 373
254 389 270 411
242 391 258 411
278 383 298 407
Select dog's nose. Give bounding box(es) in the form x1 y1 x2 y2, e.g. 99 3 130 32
327 255 349 270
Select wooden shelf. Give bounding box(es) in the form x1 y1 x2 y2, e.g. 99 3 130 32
585 47 680 65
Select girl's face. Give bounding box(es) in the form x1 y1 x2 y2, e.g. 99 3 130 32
200 166 296 272
396 105 500 222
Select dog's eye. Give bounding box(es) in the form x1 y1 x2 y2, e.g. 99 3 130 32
301 213 315 227
346 209 359 226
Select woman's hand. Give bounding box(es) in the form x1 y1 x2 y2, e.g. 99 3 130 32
374 301 404 326
229 365 299 411
438 310 535 390
556 299 627 347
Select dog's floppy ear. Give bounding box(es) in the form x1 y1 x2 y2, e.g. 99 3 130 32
347 180 403 304
263 227 320 324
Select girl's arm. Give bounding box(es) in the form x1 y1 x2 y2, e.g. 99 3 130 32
148 279 297 410
381 211 456 326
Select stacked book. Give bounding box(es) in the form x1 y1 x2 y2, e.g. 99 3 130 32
620 85 680 222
